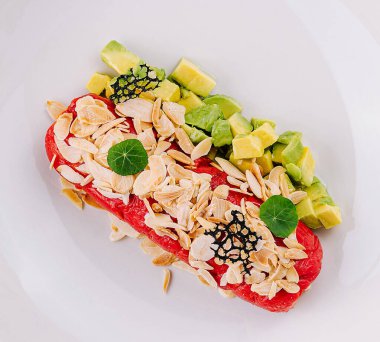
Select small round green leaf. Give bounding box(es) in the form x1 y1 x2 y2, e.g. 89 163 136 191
259 195 298 238
107 139 148 176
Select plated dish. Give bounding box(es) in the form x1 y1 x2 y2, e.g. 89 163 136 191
45 40 342 312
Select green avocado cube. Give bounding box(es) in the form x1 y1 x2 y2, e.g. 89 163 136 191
251 122 278 148
296 197 322 229
305 182 329 201
286 163 302 182
182 124 209 144
281 136 304 165
251 118 276 130
203 94 242 119
170 58 216 97
284 174 295 192
297 147 315 187
185 104 222 132
278 131 303 144
256 149 274 176
232 134 264 159
228 113 253 137
86 73 112 95
153 79 180 102
211 119 233 147
315 204 342 229
229 152 254 172
272 143 286 164
101 40 140 74
178 89 204 113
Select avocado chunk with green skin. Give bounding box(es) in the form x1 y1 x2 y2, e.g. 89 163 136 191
314 204 342 229
229 152 254 172
178 89 204 113
232 134 263 159
272 143 286 164
281 136 304 165
185 104 222 132
182 124 209 144
284 173 295 192
286 163 302 182
153 79 180 102
297 147 315 187
278 131 303 144
211 119 233 147
86 73 112 95
228 113 253 137
251 122 278 148
203 94 242 119
170 58 216 97
251 118 276 130
256 150 274 176
296 197 322 229
101 40 140 75
305 181 329 201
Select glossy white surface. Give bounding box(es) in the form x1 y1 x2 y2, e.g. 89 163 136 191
0 0 379 341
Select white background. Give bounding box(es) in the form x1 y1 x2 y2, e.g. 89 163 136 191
0 0 379 341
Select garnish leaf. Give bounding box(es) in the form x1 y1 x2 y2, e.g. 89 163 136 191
259 195 298 238
107 139 148 176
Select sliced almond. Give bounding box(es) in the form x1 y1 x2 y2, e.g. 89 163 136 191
68 137 98 154
175 127 194 154
80 174 94 186
189 234 215 261
82 195 104 209
162 102 185 125
286 266 299 283
49 154 57 170
46 100 66 120
61 189 83 209
268 166 286 186
288 191 307 204
283 238 306 251
175 229 191 250
276 279 300 294
54 136 82 163
57 165 84 184
213 184 229 199
191 137 212 161
284 248 308 260
109 214 140 238
218 289 236 298
246 170 263 199
162 269 171 293
54 112 73 140
197 269 218 288
75 95 96 110
167 150 193 165
268 281 278 300
109 224 127 242
70 117 99 138
154 140 171 155
152 251 176 266
172 261 198 275
215 157 246 181
91 118 126 139
77 105 115 125
111 173 134 194
116 98 153 122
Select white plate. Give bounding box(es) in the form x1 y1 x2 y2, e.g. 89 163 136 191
1 1 379 341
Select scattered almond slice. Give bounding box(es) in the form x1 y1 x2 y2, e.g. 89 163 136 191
284 248 308 260
167 150 193 165
215 157 246 181
68 137 98 154
92 118 126 139
288 191 307 204
191 137 212 161
70 117 99 138
116 98 153 122
54 112 73 140
197 269 218 288
218 288 236 298
246 170 263 199
77 105 115 125
109 224 127 242
57 165 85 184
49 154 57 170
109 213 140 238
162 102 185 126
61 189 83 209
175 127 194 154
46 100 66 120
172 261 198 275
82 194 104 209
162 269 171 293
152 251 177 266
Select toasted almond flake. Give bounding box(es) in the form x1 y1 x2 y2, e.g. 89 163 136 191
91 118 125 139
225 264 244 285
215 157 246 181
276 279 300 294
75 95 96 110
264 179 281 196
175 127 194 154
162 269 171 293
218 289 236 298
213 184 229 200
111 173 134 194
226 176 244 187
250 281 272 296
167 150 193 165
162 102 186 125
152 251 176 266
155 113 176 138
109 214 140 238
155 227 178 240
154 140 171 155
189 234 215 261
46 100 66 120
195 217 216 230
82 194 104 209
283 238 306 250
83 153 113 185
152 203 163 213
172 261 198 275
151 98 162 127
68 137 98 154
176 229 191 250
288 190 307 204
80 174 94 186
191 137 212 161
198 275 210 286
284 248 308 260
268 166 286 186
61 189 83 209
268 281 278 300
140 238 164 257
70 117 99 138
286 266 300 283
133 117 142 134
94 99 108 108
116 98 153 122
57 165 85 184
197 269 218 288
54 136 82 163
207 217 229 224
97 189 123 199
109 224 127 242
167 163 193 180
279 173 290 198
49 154 57 170
60 176 76 190
246 170 263 199
77 105 115 125
54 112 73 140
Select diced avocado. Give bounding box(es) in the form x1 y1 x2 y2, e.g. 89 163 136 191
211 119 233 147
229 152 254 172
284 174 295 192
251 118 276 130
313 196 335 206
182 124 209 144
251 122 278 148
232 134 263 159
185 104 222 132
86 73 111 95
228 113 253 137
101 40 140 75
281 136 304 165
297 147 315 187
296 197 322 229
207 146 218 160
170 58 216 97
305 182 329 201
256 150 274 176
153 79 180 102
278 131 303 145
272 143 286 164
178 89 204 113
314 204 342 229
286 163 302 182
203 94 242 119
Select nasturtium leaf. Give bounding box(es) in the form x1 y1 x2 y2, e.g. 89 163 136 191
259 195 298 238
107 139 148 176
